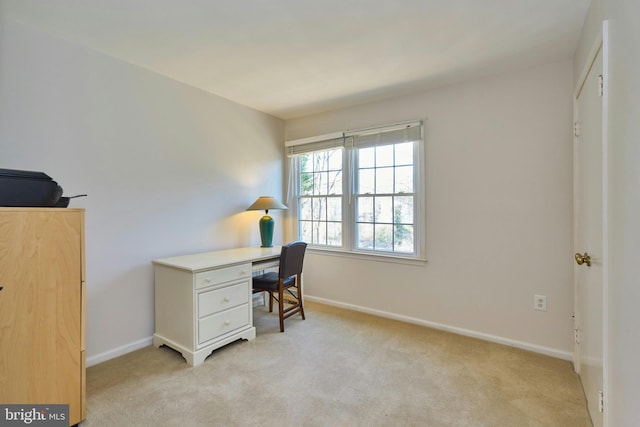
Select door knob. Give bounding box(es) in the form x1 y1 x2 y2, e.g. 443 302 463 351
575 252 591 267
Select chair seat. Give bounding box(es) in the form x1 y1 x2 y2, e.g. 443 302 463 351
252 271 295 292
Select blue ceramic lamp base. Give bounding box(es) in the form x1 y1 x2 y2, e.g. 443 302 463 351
259 215 274 248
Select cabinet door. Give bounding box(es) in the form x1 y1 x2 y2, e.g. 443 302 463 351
0 210 82 422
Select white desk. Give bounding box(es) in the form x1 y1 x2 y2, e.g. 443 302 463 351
152 246 281 366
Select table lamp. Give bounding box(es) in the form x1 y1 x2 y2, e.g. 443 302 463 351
247 196 288 247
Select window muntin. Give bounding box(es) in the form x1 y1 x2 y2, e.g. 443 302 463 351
290 122 423 260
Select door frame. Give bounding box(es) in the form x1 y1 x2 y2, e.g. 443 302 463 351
572 20 609 425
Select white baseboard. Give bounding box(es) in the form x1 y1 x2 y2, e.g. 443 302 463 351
86 336 153 367
305 295 573 361
87 296 572 367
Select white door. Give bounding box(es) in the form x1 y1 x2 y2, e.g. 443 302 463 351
574 39 605 427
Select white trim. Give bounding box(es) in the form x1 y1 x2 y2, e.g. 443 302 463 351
305 295 572 361
285 131 344 147
86 336 153 367
572 97 580 372
344 120 421 137
602 19 610 427
285 120 422 146
87 295 573 367
307 246 427 265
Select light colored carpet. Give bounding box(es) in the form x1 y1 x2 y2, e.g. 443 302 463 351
83 302 592 426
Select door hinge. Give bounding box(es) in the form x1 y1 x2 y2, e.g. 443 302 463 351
574 329 581 344
574 122 580 138
598 390 604 413
598 74 604 97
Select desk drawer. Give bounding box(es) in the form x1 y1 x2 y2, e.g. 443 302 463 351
195 264 251 289
198 304 249 345
198 282 249 318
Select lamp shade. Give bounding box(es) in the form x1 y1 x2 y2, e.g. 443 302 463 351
246 196 288 213
247 197 287 248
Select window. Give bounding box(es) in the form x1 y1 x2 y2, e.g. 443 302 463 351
354 141 415 253
299 148 343 247
287 122 424 260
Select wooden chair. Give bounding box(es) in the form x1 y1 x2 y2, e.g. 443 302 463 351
252 241 307 332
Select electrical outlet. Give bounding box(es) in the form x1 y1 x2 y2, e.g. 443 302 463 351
534 294 547 311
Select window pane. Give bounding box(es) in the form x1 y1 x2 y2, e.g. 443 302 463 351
301 172 313 195
316 220 327 245
395 142 413 166
375 196 393 223
394 196 414 224
312 197 326 221
300 197 312 220
327 197 342 222
376 145 394 167
328 171 343 195
358 168 375 194
357 223 374 249
376 167 394 194
395 166 413 193
313 152 329 171
313 172 328 195
374 224 393 250
359 147 375 168
357 196 374 222
327 222 342 246
394 225 414 252
301 154 313 173
328 149 342 171
300 221 313 243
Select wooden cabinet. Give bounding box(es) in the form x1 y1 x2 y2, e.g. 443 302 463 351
0 208 85 426
153 260 257 366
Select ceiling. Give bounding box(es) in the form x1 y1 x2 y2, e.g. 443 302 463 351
1 0 590 119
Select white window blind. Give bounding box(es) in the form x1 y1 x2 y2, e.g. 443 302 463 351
285 133 345 156
346 122 421 148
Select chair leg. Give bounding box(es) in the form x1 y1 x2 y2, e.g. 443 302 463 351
297 273 305 320
278 280 285 332
268 291 273 312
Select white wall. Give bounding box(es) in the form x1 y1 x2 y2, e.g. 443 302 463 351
286 60 575 358
0 18 285 364
574 0 605 85
606 1 640 422
606 2 640 421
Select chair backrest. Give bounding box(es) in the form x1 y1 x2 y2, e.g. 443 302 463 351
279 241 307 279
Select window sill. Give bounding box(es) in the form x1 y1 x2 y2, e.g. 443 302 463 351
306 246 427 266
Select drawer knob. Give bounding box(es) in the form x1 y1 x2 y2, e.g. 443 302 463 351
223 297 230 303
224 320 230 326
205 278 212 283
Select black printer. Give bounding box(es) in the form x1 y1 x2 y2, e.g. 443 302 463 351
0 168 83 208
